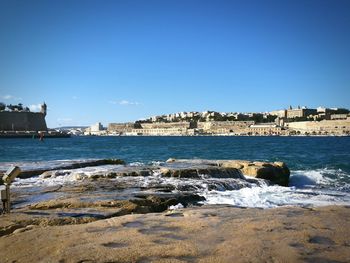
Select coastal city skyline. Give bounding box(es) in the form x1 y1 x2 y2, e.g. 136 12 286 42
1 0 350 128
2 101 349 137
0 101 349 129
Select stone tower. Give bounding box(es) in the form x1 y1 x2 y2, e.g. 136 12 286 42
41 102 47 116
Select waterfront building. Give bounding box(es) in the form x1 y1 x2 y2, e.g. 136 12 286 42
269 110 287 118
248 124 283 135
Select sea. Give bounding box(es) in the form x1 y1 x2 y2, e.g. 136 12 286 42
1 136 350 209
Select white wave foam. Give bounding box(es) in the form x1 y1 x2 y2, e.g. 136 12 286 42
13 172 83 188
290 170 330 187
289 168 348 188
202 185 350 208
150 161 163 166
169 203 184 210
12 165 123 188
129 162 145 166
0 159 100 172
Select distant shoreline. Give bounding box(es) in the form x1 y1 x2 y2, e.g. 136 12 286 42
77 134 350 137
0 132 70 139
0 134 350 139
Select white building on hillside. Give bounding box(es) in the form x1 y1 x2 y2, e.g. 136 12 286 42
84 122 106 135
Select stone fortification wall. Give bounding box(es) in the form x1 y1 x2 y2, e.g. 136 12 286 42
0 111 47 131
330 114 348 120
198 121 254 134
248 124 283 135
131 128 188 136
140 122 191 129
286 119 350 134
107 123 139 133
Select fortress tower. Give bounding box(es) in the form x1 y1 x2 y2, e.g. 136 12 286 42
0 102 48 131
41 102 47 117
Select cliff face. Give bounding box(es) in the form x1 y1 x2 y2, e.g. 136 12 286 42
0 111 47 131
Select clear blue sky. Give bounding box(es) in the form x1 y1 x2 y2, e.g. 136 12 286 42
1 0 349 128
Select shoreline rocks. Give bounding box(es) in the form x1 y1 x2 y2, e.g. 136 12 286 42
1 158 290 186
166 158 290 186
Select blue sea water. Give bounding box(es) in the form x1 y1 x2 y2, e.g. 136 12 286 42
1 136 349 172
1 136 350 208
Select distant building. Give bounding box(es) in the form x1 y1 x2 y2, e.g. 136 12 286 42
248 124 283 135
84 122 106 135
286 106 317 119
269 110 287 118
330 114 348 120
91 122 103 132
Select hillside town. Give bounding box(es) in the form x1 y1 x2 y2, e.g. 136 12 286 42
83 106 350 136
1 102 349 137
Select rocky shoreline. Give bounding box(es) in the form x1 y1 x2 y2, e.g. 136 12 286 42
1 159 349 262
1 205 349 262
2 158 283 225
0 158 290 185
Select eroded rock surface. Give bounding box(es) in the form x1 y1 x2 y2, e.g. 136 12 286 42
1 205 349 263
167 158 290 186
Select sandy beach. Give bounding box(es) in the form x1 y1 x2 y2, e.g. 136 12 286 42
1 205 349 263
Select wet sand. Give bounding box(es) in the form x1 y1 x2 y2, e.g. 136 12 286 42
1 205 349 263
